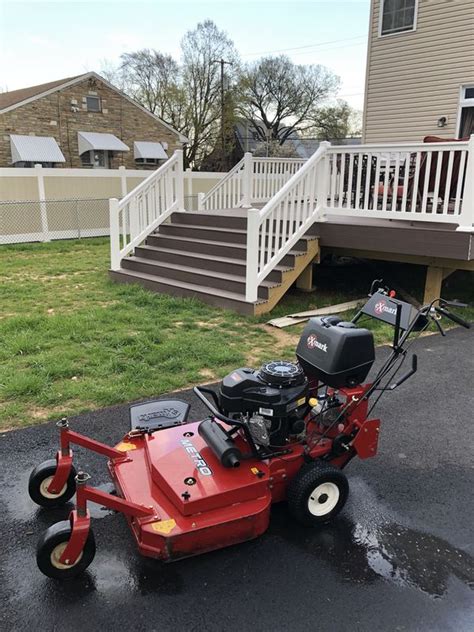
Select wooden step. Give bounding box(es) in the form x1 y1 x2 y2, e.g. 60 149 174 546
159 223 248 244
109 269 263 315
121 256 278 299
146 233 312 263
171 211 247 230
134 245 290 282
160 223 313 249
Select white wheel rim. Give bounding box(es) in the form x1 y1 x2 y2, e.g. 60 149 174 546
39 476 67 499
307 482 340 516
50 542 82 570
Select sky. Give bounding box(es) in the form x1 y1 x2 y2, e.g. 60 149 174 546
0 0 370 110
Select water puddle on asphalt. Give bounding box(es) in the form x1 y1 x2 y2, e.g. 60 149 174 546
270 478 474 599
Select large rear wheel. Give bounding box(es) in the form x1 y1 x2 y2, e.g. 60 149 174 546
287 461 349 526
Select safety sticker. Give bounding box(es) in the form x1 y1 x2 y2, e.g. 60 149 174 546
151 519 177 534
115 442 137 452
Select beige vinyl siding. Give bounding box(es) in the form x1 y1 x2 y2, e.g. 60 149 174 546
363 0 474 142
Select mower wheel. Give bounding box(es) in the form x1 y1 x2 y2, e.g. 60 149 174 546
28 459 77 508
287 461 349 526
37 520 96 579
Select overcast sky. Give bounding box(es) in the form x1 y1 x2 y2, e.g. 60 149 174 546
0 0 370 110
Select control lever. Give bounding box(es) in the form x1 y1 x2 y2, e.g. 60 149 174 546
432 316 446 337
389 354 418 390
435 306 471 329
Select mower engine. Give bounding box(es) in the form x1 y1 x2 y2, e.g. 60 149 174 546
218 360 309 447
217 316 376 449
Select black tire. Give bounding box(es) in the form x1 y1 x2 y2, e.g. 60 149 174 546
36 520 96 579
28 459 77 508
287 461 349 526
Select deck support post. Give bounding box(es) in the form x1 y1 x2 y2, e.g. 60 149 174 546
296 262 314 292
423 265 446 304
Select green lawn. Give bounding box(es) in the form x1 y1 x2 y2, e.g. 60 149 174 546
1 238 472 430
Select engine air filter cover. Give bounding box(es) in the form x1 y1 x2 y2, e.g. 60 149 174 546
259 360 305 387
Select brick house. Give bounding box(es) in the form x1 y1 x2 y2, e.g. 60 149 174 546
0 72 187 169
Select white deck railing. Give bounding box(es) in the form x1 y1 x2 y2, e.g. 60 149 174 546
109 150 184 270
198 153 307 211
245 143 330 302
245 136 474 302
323 138 473 228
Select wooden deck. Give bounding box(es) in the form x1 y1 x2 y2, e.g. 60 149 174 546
315 215 473 264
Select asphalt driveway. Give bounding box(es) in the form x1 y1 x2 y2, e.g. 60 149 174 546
0 328 473 632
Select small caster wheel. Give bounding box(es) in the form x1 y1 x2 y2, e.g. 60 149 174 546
287 460 349 526
28 459 77 508
36 520 96 579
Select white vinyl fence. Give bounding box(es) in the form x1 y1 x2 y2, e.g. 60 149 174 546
0 164 223 244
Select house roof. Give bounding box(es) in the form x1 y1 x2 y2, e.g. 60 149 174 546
234 121 361 158
0 72 188 143
0 76 81 110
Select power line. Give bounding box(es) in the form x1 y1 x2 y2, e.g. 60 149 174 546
241 34 367 57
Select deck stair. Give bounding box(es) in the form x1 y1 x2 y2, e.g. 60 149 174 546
110 210 319 315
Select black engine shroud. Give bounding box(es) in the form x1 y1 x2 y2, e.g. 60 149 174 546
218 362 309 445
218 318 375 447
296 316 375 388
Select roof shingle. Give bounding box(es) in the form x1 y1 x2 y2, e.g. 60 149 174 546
0 76 81 110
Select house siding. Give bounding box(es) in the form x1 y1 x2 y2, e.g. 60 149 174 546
363 0 474 143
0 76 181 168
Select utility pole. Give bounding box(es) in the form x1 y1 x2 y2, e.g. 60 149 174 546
212 58 233 161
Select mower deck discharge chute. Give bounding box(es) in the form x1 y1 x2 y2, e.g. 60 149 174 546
28 283 471 579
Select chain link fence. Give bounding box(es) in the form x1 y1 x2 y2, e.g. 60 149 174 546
0 194 204 245
0 198 110 245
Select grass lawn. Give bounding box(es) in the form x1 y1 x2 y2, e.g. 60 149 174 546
1 237 473 431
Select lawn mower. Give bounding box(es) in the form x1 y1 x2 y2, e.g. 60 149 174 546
28 281 470 579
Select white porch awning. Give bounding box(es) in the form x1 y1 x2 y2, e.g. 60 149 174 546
133 141 168 160
77 131 129 155
10 134 65 164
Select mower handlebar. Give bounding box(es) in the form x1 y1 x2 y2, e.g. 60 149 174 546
434 306 471 330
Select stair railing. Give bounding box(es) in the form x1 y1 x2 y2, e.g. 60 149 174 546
245 143 331 302
109 150 184 270
198 155 247 211
198 153 309 211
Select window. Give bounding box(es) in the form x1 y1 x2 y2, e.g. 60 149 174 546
135 158 163 165
380 0 417 36
86 96 101 112
14 161 55 168
462 86 474 102
458 85 474 138
80 150 110 168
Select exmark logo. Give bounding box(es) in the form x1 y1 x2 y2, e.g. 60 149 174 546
307 334 328 353
374 299 397 316
180 438 212 476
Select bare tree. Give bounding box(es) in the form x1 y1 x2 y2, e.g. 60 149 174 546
101 21 239 168
180 20 240 167
238 55 340 144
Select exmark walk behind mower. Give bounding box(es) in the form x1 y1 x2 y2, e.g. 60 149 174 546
29 282 470 579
